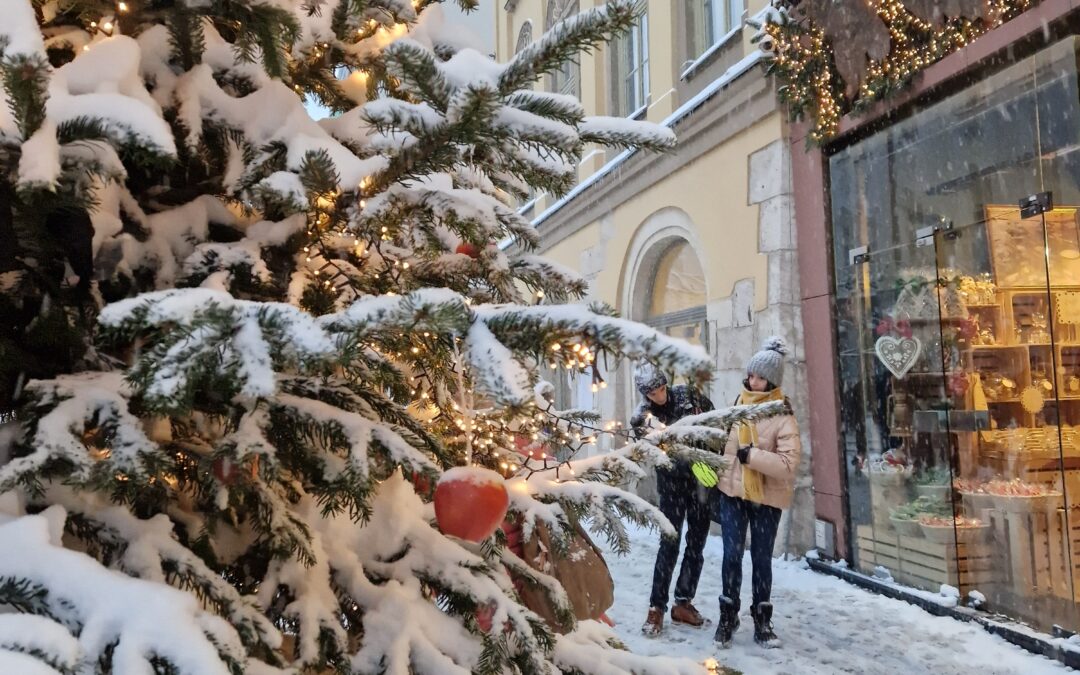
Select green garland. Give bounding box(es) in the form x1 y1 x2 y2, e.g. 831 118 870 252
758 0 1031 144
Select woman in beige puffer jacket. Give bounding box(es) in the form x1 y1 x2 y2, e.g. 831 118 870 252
713 337 800 650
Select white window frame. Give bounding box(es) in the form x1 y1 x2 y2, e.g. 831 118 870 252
616 13 650 118
547 1 580 98
707 0 737 45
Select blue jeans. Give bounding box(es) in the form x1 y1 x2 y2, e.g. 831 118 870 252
715 491 782 608
648 462 711 610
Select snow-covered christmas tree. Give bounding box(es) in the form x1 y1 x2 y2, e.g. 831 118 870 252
0 1 783 672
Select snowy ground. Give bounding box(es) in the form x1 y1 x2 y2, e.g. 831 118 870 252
600 524 1069 675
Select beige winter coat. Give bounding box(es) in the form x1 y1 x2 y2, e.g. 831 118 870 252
717 410 801 510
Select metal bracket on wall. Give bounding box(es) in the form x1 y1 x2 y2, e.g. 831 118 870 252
849 246 869 266
915 220 957 247
1020 191 1053 219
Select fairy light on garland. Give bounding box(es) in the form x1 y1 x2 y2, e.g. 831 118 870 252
762 0 1030 143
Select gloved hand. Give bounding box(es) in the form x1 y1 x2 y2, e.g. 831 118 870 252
736 445 753 465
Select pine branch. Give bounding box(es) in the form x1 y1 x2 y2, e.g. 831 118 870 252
167 6 206 71
506 90 586 126
382 39 452 109
499 0 640 95
1 53 50 139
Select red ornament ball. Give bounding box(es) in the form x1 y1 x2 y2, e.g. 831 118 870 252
212 457 239 485
434 467 509 542
455 242 481 259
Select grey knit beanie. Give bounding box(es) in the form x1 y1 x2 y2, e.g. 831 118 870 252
747 336 788 388
634 362 668 397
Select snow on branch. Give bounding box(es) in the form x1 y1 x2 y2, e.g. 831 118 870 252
45 487 282 655
274 393 438 481
465 320 533 407
100 289 337 406
382 39 453 109
476 304 714 383
505 90 586 126
318 287 471 336
553 622 706 675
363 98 447 137
579 116 676 151
629 400 790 468
4 373 163 492
0 614 80 674
0 509 247 674
315 474 555 674
0 0 46 61
499 0 639 95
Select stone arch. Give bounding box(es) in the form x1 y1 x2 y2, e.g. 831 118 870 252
614 207 708 426
514 20 533 55
619 206 707 322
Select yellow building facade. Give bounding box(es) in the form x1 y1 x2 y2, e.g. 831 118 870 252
496 0 813 552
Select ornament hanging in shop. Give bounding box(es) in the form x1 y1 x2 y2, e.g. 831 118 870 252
893 282 939 321
938 284 969 320
886 391 913 437
875 334 922 379
1020 385 1045 414
433 466 509 542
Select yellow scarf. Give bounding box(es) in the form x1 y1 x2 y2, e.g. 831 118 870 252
736 387 785 504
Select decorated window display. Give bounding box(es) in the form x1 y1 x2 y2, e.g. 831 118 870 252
828 34 1080 634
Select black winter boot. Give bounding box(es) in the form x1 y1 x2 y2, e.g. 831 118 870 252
752 602 781 648
712 597 740 648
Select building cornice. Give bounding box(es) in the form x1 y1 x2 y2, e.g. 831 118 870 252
535 64 779 253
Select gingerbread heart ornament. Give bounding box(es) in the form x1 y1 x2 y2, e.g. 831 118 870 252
875 335 922 379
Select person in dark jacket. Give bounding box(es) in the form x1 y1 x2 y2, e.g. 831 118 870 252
631 363 714 637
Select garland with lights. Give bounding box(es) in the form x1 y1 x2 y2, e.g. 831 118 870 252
758 0 1031 143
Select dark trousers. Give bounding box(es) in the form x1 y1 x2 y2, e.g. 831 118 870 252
715 491 782 608
649 462 711 610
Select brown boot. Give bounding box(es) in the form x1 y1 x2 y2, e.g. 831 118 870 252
671 601 710 627
641 607 663 636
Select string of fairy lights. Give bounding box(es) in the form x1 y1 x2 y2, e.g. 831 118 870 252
66 0 687 487
763 0 1030 143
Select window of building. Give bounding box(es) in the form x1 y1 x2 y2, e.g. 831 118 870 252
546 1 580 97
686 0 744 60
611 12 649 117
515 20 533 55
646 240 707 347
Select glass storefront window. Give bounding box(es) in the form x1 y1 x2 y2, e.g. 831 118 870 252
829 37 1080 632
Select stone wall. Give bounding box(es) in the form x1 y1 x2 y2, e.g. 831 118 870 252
706 138 816 556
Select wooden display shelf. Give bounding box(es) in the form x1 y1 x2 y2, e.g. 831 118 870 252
855 524 995 593
989 508 1074 601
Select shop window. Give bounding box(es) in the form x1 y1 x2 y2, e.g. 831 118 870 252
685 0 744 61
611 12 649 118
828 37 1080 633
546 1 580 97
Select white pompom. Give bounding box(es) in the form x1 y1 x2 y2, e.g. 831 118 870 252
762 336 788 356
